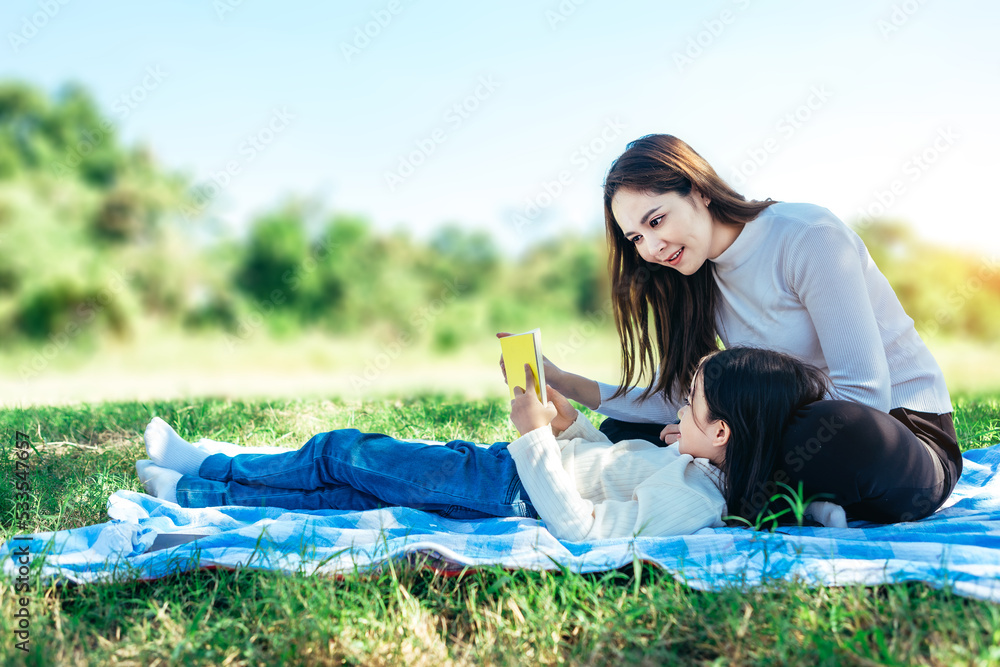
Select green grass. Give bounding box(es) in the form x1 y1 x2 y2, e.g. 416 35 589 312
2 394 1000 665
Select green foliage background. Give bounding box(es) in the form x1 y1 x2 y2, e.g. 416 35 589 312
1 80 997 362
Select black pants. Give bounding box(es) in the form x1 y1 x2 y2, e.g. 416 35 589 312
599 400 963 523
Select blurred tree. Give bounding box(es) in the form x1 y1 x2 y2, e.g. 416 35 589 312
566 242 606 315
47 83 122 186
508 233 610 324
428 224 500 294
854 218 1000 340
92 188 147 241
16 280 128 341
235 209 310 307
0 82 125 185
0 81 191 344
1 80 995 356
855 219 913 268
0 83 47 178
309 214 401 332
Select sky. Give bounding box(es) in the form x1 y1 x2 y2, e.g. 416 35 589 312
2 0 999 256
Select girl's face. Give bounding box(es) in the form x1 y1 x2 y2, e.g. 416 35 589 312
611 188 739 276
675 372 729 464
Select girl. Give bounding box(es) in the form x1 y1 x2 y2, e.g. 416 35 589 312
537 133 961 523
136 348 845 542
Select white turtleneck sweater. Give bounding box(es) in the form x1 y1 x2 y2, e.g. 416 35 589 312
506 413 726 542
597 202 952 423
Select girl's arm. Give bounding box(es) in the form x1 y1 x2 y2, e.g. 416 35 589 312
508 380 723 541
508 365 572 435
507 422 724 541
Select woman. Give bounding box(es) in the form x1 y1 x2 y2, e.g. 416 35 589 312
537 134 961 523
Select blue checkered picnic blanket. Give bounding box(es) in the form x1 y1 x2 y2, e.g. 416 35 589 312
5 443 1000 600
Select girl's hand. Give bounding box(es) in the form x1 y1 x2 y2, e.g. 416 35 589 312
547 385 578 435
510 364 558 436
659 422 680 444
497 332 564 388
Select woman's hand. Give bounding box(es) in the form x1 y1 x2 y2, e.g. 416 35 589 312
509 364 557 436
497 332 564 388
659 422 680 444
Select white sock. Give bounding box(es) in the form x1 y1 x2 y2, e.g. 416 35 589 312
145 417 209 476
805 500 848 528
136 460 181 503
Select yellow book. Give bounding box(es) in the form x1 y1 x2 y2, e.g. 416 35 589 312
499 328 547 403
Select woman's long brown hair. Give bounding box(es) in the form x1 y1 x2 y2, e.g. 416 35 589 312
603 134 777 402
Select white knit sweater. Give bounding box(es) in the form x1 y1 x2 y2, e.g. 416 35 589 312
506 413 726 542
597 202 953 423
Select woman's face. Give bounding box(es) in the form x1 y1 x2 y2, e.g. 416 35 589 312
611 188 732 276
676 373 727 464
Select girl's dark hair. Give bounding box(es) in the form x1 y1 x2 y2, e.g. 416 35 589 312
603 134 777 402
695 347 829 525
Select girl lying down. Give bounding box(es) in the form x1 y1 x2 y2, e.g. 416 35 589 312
136 347 848 542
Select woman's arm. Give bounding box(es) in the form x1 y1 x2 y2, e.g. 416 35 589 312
592 380 682 424
545 365 602 411
787 221 892 411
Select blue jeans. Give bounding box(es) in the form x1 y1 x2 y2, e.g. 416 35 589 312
174 429 538 520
